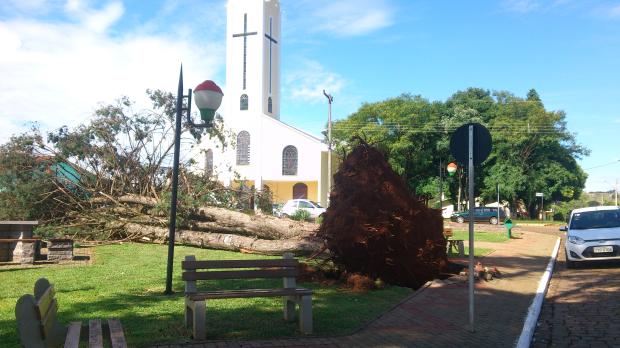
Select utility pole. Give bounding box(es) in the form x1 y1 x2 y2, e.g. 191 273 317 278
497 183 500 222
439 159 443 210
323 90 334 205
615 179 618 206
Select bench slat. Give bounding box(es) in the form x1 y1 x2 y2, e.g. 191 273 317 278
39 299 58 339
89 319 103 348
35 285 55 320
64 322 81 348
183 268 298 281
108 319 127 348
187 287 312 300
182 258 298 270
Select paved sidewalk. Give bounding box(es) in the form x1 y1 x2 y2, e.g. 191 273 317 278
152 231 558 348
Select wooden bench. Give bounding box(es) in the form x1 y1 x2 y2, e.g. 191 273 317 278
182 253 313 340
444 227 465 257
15 278 127 348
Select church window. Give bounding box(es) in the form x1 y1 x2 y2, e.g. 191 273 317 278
293 183 308 199
282 145 297 175
268 97 273 113
236 131 251 165
205 149 213 176
240 94 248 110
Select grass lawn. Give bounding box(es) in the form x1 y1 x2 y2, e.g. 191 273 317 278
447 247 494 258
452 230 510 243
0 243 412 347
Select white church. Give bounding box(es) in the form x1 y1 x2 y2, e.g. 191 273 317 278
199 0 332 206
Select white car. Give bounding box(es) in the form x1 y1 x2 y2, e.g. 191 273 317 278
281 199 326 219
562 206 620 268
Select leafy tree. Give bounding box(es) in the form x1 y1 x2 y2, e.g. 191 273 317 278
331 88 588 216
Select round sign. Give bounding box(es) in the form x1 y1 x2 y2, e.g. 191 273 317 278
449 123 492 166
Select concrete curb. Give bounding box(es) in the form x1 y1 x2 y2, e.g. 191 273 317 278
515 237 561 348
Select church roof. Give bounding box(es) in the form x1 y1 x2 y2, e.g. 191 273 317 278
260 113 327 148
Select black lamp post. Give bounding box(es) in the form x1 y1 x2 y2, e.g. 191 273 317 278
164 66 223 295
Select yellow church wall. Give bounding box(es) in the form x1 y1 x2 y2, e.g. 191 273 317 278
263 180 318 203
231 180 255 189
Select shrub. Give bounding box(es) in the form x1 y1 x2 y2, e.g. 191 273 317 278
291 209 311 221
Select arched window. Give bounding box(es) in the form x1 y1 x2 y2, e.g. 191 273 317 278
205 149 213 176
236 131 250 165
293 183 308 199
268 97 273 113
282 145 297 175
240 94 248 110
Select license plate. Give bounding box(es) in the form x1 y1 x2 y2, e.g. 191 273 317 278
593 246 613 253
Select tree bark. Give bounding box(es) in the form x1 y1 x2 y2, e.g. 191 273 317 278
124 222 321 255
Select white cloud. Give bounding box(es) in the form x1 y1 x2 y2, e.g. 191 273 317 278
0 1 225 143
503 0 541 13
284 59 346 104
288 0 394 37
609 4 620 18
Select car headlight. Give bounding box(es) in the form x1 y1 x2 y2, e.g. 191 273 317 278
568 235 585 245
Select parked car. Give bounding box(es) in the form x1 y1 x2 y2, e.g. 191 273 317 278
561 206 620 268
450 207 506 225
280 199 326 219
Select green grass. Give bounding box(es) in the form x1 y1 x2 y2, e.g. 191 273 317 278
0 243 412 347
452 230 510 243
447 247 494 258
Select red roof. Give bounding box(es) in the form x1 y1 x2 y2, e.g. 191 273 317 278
195 80 223 95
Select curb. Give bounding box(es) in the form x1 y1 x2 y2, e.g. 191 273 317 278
515 237 561 348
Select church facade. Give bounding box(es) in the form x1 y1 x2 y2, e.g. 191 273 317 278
200 0 331 206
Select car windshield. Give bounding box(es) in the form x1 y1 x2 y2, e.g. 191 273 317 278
569 210 620 230
311 201 322 208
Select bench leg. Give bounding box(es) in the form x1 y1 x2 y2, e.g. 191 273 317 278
186 299 206 340
184 298 193 329
298 295 313 334
283 296 296 321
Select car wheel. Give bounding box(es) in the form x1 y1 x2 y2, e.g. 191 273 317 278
489 217 498 225
565 251 575 269
282 214 290 219
456 216 465 224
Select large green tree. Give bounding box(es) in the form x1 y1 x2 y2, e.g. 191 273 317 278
331 88 588 216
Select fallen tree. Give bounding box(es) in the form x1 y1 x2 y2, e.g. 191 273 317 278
124 222 321 255
318 140 447 289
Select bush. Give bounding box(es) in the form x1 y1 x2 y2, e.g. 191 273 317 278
291 209 311 221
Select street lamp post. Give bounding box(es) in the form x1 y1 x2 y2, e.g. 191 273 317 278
165 66 223 295
323 90 334 205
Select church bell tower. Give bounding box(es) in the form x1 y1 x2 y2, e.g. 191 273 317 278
226 0 281 119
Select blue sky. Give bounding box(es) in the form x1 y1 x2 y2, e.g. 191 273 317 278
0 0 619 191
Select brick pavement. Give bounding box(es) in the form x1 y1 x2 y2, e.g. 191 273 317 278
532 237 620 348
151 230 558 348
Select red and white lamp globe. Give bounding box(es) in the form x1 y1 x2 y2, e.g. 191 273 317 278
447 162 458 176
194 80 224 125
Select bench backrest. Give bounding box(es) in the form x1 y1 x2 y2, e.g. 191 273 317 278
15 278 67 348
182 253 299 293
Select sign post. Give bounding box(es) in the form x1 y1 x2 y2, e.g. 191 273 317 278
450 123 492 333
536 192 544 220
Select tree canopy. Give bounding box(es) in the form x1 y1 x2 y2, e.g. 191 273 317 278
331 88 588 217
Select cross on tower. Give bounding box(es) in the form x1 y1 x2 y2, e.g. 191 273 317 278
232 13 257 90
264 17 278 95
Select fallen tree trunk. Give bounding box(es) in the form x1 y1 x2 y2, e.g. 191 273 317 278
97 195 317 239
124 222 322 255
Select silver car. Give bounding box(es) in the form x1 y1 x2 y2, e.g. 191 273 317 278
561 206 620 268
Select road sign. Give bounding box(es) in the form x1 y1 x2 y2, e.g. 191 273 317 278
535 192 543 197
449 123 492 166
